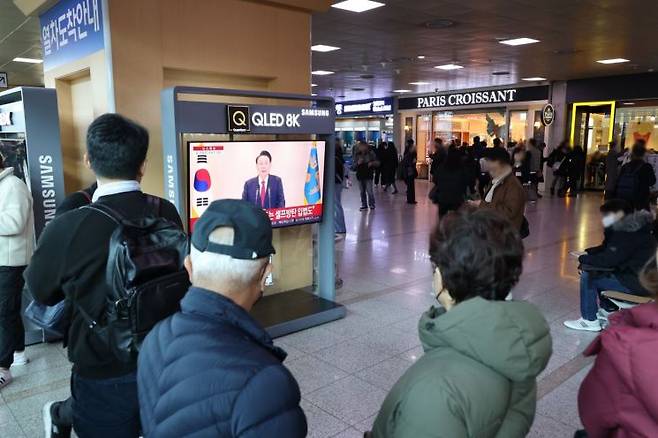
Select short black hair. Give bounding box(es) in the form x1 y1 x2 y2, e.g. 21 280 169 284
429 208 524 302
406 138 415 145
600 199 633 215
493 138 502 148
486 146 511 164
632 141 647 159
87 113 149 180
256 151 272 163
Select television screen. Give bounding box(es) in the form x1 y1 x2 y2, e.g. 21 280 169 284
188 140 326 230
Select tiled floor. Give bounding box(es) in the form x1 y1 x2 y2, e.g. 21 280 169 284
1 180 604 437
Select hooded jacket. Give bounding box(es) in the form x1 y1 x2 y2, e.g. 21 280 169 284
579 303 658 437
0 167 34 267
579 211 656 294
371 297 552 438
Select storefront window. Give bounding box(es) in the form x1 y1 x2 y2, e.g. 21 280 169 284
614 101 658 152
431 110 505 146
509 110 528 144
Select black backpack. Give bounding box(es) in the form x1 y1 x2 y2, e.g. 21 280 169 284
79 196 190 363
615 163 642 203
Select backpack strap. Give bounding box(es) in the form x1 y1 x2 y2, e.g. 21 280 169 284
84 203 124 224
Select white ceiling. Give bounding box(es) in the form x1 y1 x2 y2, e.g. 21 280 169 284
0 0 43 88
312 0 658 100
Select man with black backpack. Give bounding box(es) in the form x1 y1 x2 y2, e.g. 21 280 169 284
615 140 656 211
25 113 185 438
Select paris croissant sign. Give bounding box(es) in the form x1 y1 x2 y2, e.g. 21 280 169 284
398 86 549 110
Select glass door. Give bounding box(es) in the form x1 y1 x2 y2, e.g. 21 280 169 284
570 102 615 190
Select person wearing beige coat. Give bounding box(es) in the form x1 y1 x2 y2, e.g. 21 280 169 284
0 155 34 389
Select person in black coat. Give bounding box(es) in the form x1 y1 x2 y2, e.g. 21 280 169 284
138 200 306 438
564 199 657 332
381 141 399 194
374 141 386 187
512 147 531 185
615 141 656 211
567 145 586 196
402 139 418 204
548 142 570 196
430 148 467 215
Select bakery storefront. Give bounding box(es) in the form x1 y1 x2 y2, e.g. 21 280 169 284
567 73 658 190
335 97 394 153
398 85 550 177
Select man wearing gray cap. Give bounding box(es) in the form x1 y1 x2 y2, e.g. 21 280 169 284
137 199 306 438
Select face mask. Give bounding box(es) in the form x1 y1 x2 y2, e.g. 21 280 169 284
602 215 618 228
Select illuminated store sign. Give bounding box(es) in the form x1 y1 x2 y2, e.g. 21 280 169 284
223 104 333 134
398 86 549 110
336 97 394 116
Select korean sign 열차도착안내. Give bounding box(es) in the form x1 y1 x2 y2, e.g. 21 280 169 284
39 0 104 72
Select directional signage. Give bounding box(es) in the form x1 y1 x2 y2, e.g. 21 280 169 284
0 72 7 89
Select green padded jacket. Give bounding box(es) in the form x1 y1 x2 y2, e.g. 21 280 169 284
371 296 552 438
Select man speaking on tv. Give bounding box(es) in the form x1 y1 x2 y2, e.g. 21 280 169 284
242 151 286 209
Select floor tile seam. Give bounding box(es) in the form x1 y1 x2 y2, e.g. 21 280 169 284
340 276 433 307
306 347 400 385
3 377 70 405
536 355 594 401
301 396 353 433
0 395 21 431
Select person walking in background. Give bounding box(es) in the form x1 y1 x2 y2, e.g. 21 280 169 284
569 145 586 195
381 141 399 194
474 147 526 232
429 138 446 182
604 140 620 200
334 139 347 239
352 140 379 211
138 200 307 438
430 147 467 216
0 152 34 389
402 139 418 205
576 250 658 437
615 140 656 211
374 141 385 188
368 208 551 438
548 141 570 196
527 139 543 199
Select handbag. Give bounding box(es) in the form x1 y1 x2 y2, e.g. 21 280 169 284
24 299 69 338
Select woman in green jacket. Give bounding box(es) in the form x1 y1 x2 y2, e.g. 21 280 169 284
370 208 552 438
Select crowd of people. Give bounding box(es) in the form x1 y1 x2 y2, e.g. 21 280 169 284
0 113 657 437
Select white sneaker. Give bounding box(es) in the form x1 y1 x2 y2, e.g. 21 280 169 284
0 368 12 390
13 351 29 366
564 318 602 332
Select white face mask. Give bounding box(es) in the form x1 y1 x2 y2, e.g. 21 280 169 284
602 214 618 228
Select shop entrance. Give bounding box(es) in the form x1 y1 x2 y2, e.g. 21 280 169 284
570 102 615 190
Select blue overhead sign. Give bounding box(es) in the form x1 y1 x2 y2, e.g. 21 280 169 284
39 0 104 72
335 97 393 117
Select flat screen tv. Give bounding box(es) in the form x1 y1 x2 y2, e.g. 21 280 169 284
187 140 326 230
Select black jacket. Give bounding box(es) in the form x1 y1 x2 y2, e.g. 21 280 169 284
26 191 183 378
335 153 345 185
616 159 656 211
55 183 97 216
580 211 657 294
138 287 306 438
431 164 467 207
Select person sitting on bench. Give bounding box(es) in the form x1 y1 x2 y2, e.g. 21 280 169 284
564 199 656 332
